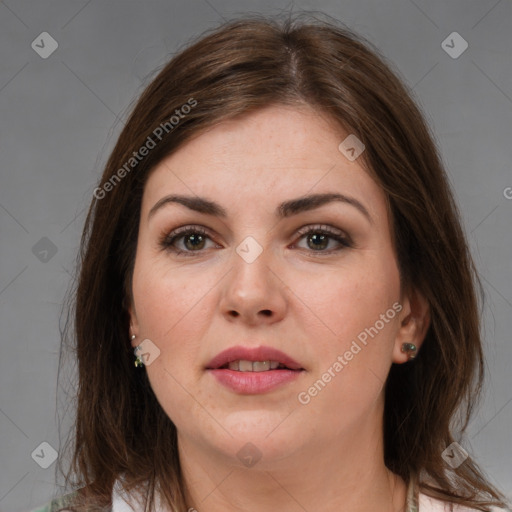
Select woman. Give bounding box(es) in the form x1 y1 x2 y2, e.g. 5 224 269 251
31 13 510 512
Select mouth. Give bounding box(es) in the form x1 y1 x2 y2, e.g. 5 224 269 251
205 345 305 372
205 346 305 394
216 360 301 372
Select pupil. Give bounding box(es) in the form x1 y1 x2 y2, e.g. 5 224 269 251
309 233 327 250
185 234 205 250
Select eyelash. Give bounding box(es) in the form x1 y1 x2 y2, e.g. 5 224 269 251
158 224 352 257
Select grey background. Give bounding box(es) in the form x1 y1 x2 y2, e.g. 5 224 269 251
0 1 511 511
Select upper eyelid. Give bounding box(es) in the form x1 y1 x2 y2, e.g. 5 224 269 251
295 223 346 236
165 223 346 239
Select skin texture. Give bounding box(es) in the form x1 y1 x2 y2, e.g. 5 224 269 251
129 104 430 512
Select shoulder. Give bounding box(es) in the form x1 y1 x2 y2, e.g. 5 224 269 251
28 490 113 512
419 492 509 511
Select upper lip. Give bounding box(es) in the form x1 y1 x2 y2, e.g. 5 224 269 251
206 345 304 370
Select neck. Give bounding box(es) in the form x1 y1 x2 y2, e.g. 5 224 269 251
177 418 407 512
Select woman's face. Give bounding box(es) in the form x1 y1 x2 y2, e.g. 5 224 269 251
129 104 418 466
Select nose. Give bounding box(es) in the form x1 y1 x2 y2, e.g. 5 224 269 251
218 241 288 326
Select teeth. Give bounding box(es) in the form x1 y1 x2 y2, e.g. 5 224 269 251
252 361 270 372
226 360 283 372
239 360 253 372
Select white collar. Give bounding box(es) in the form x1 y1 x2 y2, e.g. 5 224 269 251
112 479 142 512
111 477 495 512
112 478 171 512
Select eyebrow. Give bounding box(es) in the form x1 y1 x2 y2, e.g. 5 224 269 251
148 192 372 224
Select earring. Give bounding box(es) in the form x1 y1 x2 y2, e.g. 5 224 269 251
401 342 417 361
131 335 144 368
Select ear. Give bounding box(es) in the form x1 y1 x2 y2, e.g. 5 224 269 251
392 286 430 363
125 295 140 349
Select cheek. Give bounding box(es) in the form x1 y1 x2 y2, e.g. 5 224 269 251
132 251 213 341
131 255 216 425
293 267 401 421
292 255 401 354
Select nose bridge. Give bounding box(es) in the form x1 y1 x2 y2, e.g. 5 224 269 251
219 232 287 322
231 233 274 291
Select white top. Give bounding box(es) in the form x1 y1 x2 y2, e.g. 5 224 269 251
418 492 485 511
112 479 168 512
112 477 506 512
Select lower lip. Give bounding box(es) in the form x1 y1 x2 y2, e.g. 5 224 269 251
207 369 304 394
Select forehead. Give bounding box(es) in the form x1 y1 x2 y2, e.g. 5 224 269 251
141 105 386 220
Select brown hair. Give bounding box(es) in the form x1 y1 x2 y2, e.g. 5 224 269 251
57 13 510 512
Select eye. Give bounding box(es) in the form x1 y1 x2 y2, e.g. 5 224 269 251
159 225 218 256
159 224 352 257
293 224 351 254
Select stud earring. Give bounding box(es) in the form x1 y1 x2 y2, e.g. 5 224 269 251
401 342 417 360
